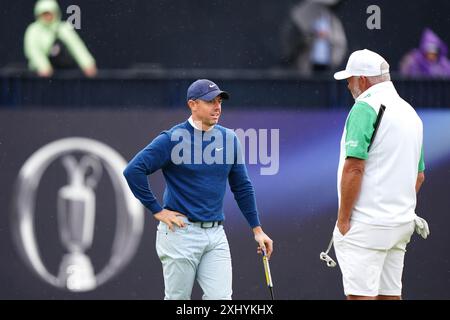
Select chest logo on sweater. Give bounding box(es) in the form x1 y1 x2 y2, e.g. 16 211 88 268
12 137 144 292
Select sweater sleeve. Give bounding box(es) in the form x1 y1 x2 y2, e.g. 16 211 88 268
123 132 171 214
24 25 52 73
228 134 261 228
58 22 96 69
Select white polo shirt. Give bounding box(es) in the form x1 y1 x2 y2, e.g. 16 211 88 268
337 81 425 226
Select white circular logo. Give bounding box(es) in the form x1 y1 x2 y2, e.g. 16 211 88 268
12 137 144 292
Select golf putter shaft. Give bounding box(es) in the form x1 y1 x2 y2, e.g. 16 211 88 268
262 249 274 300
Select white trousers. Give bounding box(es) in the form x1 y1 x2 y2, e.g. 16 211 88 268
333 220 415 296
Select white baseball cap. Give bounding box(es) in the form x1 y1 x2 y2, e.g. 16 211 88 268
334 49 390 80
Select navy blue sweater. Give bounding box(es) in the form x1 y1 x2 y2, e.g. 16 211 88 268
123 120 261 228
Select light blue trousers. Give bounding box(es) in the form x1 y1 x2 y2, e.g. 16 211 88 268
155 217 232 300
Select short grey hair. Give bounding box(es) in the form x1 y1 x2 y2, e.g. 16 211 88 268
366 61 391 85
366 73 391 85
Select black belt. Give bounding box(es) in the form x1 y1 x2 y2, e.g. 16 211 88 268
188 218 223 229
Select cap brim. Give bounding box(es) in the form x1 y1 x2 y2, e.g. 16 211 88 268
333 70 352 80
199 90 230 101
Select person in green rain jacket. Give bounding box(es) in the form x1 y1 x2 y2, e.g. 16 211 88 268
24 0 97 77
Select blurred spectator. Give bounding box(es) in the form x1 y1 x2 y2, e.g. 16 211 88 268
400 28 450 78
24 0 97 78
280 0 347 75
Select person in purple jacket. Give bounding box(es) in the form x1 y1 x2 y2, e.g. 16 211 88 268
400 28 450 78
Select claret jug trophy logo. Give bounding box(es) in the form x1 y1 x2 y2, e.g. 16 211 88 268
12 138 144 292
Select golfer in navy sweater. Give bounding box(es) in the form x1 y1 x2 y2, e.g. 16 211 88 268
123 79 273 300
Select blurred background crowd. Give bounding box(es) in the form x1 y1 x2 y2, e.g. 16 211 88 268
1 0 450 80
1 0 449 109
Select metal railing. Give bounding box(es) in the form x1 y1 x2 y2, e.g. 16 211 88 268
1 68 449 109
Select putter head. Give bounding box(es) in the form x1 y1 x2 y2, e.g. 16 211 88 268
320 252 337 268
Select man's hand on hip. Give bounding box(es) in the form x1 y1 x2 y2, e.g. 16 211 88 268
154 209 186 232
253 226 274 259
337 219 351 236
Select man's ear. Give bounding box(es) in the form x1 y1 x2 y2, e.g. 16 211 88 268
359 76 368 90
187 99 196 112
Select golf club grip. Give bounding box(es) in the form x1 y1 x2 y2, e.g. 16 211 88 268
263 256 273 287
